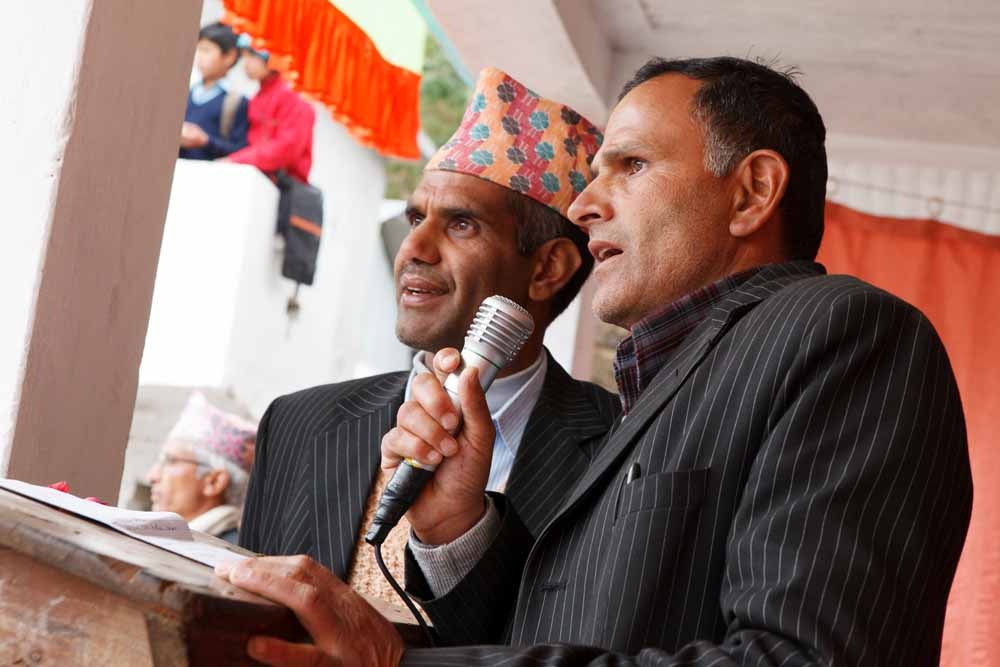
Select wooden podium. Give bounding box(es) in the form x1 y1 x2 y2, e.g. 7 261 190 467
0 487 420 665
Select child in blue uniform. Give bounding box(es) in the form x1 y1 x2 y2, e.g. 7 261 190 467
179 22 249 160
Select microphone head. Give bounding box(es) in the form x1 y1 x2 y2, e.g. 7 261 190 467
465 295 535 369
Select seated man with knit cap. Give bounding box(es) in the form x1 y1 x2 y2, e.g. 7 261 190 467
237 67 619 616
146 392 256 544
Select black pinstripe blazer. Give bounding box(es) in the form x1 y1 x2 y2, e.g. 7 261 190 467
404 262 973 666
239 353 620 579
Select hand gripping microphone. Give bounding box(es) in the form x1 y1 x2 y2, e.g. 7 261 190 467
365 295 534 546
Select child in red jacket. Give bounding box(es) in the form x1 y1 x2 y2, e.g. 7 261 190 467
226 36 315 184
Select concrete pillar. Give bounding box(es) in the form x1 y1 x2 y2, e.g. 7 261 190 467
0 0 201 499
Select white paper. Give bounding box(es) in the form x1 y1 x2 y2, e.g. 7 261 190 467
0 478 247 568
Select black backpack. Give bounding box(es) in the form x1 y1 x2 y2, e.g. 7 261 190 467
275 171 324 286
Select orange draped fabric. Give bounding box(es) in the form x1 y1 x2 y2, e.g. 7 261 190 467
818 202 1000 666
223 0 421 159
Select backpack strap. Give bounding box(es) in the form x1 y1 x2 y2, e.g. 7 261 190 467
220 91 242 139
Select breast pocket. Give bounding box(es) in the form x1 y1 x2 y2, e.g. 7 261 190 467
615 468 710 523
602 468 711 652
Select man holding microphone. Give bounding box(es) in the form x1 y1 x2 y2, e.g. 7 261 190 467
219 56 971 667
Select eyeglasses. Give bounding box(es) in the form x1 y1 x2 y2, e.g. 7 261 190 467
155 452 206 468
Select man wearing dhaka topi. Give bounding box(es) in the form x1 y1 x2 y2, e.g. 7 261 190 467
237 67 619 613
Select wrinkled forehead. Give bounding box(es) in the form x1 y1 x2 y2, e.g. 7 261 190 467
596 74 706 162
409 170 512 218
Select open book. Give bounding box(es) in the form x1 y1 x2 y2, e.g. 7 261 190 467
0 478 247 569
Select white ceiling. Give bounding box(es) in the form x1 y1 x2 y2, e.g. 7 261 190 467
590 0 1000 148
428 0 999 151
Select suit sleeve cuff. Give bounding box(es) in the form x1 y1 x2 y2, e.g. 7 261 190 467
407 495 500 597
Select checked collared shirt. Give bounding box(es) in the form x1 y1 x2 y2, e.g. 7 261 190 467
614 268 761 414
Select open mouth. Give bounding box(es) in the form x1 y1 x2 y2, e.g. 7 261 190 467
403 286 447 296
399 275 449 304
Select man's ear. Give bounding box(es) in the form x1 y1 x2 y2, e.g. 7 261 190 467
201 468 230 500
527 237 583 305
729 149 790 239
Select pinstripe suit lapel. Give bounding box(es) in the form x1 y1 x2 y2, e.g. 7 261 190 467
551 262 826 525
551 322 726 523
310 374 406 578
506 355 613 535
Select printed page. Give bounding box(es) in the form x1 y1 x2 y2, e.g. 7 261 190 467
0 478 246 568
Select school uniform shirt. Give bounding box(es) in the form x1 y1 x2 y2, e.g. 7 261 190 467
179 82 249 161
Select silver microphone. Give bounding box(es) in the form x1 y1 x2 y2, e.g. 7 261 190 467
439 295 535 434
365 295 534 545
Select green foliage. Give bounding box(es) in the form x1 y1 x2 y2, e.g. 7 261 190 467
384 36 470 200
419 38 470 146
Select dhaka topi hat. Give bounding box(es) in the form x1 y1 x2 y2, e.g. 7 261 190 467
426 67 603 219
166 392 256 474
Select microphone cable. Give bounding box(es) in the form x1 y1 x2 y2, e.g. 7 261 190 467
372 542 435 647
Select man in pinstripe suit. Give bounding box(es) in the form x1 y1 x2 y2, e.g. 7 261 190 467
237 69 620 605
219 57 972 666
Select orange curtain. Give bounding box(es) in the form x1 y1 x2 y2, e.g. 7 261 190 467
223 0 422 159
818 202 1000 666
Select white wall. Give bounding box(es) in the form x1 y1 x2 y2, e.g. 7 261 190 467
139 161 279 389
541 290 585 376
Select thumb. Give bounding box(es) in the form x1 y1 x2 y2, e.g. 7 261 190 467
431 347 462 385
457 367 494 452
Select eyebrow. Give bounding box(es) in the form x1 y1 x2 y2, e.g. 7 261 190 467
405 203 485 220
591 141 648 176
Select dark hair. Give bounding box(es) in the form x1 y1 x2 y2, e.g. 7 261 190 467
505 190 593 320
620 57 827 260
198 22 239 55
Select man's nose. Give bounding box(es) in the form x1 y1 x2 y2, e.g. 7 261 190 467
567 180 613 232
397 220 442 265
146 462 161 485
